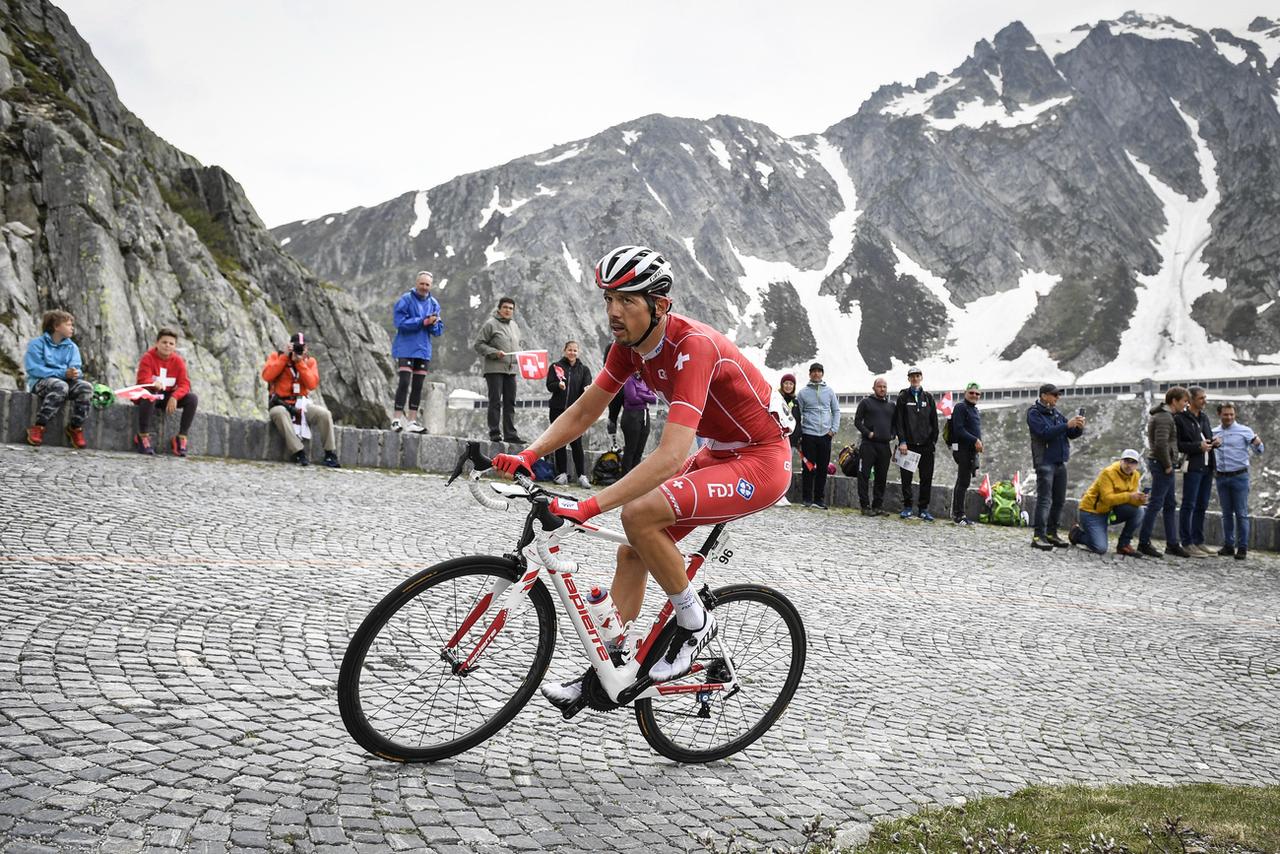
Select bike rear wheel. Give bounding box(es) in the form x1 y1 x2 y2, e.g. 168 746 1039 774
338 556 556 762
635 583 805 763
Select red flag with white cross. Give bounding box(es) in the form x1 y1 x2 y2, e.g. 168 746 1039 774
514 350 549 380
937 391 954 417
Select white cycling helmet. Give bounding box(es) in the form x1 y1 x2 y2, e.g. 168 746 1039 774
594 245 673 296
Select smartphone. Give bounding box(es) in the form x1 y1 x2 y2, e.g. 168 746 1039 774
1076 407 1085 417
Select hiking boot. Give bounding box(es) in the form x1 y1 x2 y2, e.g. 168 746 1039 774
134 433 155 456
404 421 427 434
292 450 309 466
25 424 44 446
540 671 588 720
649 612 718 683
900 508 915 519
1067 525 1083 546
1116 544 1140 558
1031 535 1054 551
554 473 569 485
65 425 87 449
1217 545 1236 557
171 435 188 457
1235 549 1247 561
577 475 591 489
1045 533 1069 549
1166 544 1193 558
323 451 341 468
917 510 935 522
1137 542 1163 559
390 418 403 432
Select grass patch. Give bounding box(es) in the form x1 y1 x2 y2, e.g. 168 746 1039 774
851 784 1280 854
3 22 92 125
157 183 243 276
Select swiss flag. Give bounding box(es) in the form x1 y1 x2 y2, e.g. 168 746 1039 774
937 391 954 417
115 384 161 402
515 350 549 380
1012 471 1023 501
978 473 992 504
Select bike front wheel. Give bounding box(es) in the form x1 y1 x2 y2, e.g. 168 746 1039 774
337 556 556 762
635 583 806 763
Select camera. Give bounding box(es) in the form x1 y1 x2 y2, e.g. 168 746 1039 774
291 341 305 355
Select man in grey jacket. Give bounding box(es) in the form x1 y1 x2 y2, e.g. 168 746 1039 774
795 362 840 509
472 297 524 442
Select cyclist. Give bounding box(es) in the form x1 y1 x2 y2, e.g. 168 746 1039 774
492 245 794 716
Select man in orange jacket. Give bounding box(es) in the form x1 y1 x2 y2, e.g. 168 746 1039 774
262 332 339 467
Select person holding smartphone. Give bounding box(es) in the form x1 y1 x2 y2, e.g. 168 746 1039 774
1027 383 1085 551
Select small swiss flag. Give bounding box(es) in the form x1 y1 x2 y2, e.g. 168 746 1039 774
1012 471 1023 501
937 391 954 417
515 350 549 380
978 473 992 504
115 384 162 402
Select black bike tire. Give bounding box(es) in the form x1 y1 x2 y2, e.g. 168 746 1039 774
337 555 556 762
634 583 806 763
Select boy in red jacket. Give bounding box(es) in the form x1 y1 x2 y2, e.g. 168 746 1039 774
134 327 198 456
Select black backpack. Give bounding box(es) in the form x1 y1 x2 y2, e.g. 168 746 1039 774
836 444 859 476
592 446 624 486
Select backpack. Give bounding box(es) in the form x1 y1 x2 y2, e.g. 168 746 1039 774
531 456 555 482
836 444 859 477
592 446 624 486
941 419 952 447
980 480 1024 526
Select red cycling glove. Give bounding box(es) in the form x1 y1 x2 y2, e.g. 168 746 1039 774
492 449 538 476
549 496 601 525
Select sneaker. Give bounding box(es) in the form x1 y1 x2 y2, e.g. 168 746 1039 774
540 671 588 720
292 450 309 466
900 508 915 519
65 425 86 449
1183 545 1207 559
649 612 718 683
171 435 188 457
917 510 935 522
814 501 828 510
1067 525 1082 547
577 475 591 489
390 418 403 432
1217 545 1236 557
1235 549 1247 561
323 450 341 468
404 421 427 434
1191 544 1213 557
25 424 44 446
801 502 813 508
1137 542 1163 559
954 518 975 527
134 433 155 456
553 473 569 485
1166 544 1193 558
1117 544 1140 558
1045 533 1069 549
1031 535 1054 551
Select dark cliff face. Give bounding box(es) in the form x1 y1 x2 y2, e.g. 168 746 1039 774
0 0 392 425
276 12 1280 388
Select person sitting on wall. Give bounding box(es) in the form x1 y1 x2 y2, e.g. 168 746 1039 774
262 332 340 468
133 327 198 456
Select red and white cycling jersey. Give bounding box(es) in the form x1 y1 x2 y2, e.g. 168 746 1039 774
595 313 784 446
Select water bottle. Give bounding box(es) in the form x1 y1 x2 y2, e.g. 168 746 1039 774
585 586 624 647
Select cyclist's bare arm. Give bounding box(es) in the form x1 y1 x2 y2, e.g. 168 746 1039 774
523 384 612 459
593 422 695 513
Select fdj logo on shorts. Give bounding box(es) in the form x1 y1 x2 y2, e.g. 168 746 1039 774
736 478 755 500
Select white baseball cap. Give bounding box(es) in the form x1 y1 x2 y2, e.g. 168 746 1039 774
1119 448 1142 462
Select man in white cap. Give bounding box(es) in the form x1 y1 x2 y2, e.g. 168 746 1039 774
1067 449 1149 555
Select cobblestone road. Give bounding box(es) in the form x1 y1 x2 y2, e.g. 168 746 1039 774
2 442 1279 853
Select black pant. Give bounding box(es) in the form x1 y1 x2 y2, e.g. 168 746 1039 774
899 443 936 511
952 446 979 520
548 406 585 477
484 373 518 440
136 392 199 435
393 358 429 411
858 441 891 509
606 390 624 437
800 434 832 504
620 408 650 474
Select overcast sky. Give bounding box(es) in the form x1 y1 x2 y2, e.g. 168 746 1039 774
57 0 1264 228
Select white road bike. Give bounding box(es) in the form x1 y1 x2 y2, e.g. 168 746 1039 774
338 442 806 763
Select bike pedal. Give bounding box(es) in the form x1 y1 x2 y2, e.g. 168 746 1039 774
560 696 588 721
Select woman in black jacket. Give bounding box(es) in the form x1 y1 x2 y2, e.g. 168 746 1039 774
546 341 593 486
779 373 801 450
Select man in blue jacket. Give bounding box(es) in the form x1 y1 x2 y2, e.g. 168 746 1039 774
24 309 93 448
1027 383 1086 550
390 271 444 433
948 382 983 525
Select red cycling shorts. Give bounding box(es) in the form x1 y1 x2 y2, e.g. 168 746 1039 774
658 437 793 542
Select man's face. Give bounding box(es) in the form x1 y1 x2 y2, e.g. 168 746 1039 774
563 342 579 362
603 291 661 344
498 301 515 319
1120 459 1139 476
908 372 922 388
1191 391 1207 411
1219 407 1236 428
155 335 177 359
415 274 432 297
1041 391 1060 408
808 369 823 383
1171 395 1188 412
873 379 887 398
965 388 981 404
54 318 75 340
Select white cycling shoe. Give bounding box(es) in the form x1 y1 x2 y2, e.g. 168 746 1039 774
648 612 718 682
540 673 587 719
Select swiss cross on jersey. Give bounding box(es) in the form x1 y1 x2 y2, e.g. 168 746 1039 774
514 350 549 380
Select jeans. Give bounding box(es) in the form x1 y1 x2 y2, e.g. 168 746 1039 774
858 441 891 509
1033 461 1068 537
800 434 832 504
1216 472 1251 548
899 443 936 511
1078 503 1143 554
484 373 518 440
1178 468 1214 546
1138 460 1179 546
951 446 978 520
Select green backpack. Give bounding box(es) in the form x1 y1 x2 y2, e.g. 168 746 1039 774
980 480 1024 526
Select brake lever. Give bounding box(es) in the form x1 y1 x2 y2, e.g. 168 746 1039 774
447 440 496 485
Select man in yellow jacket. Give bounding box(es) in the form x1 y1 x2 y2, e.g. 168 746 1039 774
1068 449 1150 556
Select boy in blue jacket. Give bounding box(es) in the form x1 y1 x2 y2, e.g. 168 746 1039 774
24 309 93 448
390 271 444 433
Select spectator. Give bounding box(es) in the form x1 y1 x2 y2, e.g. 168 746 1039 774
1137 386 1191 558
472 296 523 443
390 271 443 434
1068 449 1148 556
949 382 983 525
1212 402 1264 561
603 342 625 444
546 340 593 486
893 366 938 521
262 332 339 468
854 377 895 516
779 373 801 453
133 327 198 457
1175 386 1217 558
23 309 92 449
620 372 657 474
1027 383 1086 551
795 362 839 509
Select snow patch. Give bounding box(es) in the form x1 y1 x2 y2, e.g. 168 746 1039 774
1107 15 1200 45
409 190 431 238
707 138 733 171
279 237 291 247
534 143 587 165
561 242 583 283
754 161 774 188
535 184 557 196
644 181 672 217
484 238 507 267
621 129 642 146
791 159 807 180
478 186 531 229
436 277 447 290
445 245 455 258
930 96 1072 132
682 237 713 281
985 70 1004 97
324 216 335 225
469 294 481 309
1038 28 1092 56
1213 36 1250 64
1258 300 1275 314
882 76 956 117
679 142 695 156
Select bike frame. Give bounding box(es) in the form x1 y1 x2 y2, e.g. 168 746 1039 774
452 473 738 706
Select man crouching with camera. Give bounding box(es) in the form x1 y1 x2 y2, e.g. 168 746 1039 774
262 331 340 467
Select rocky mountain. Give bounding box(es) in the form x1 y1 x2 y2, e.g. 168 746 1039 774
0 0 392 425
276 12 1280 391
